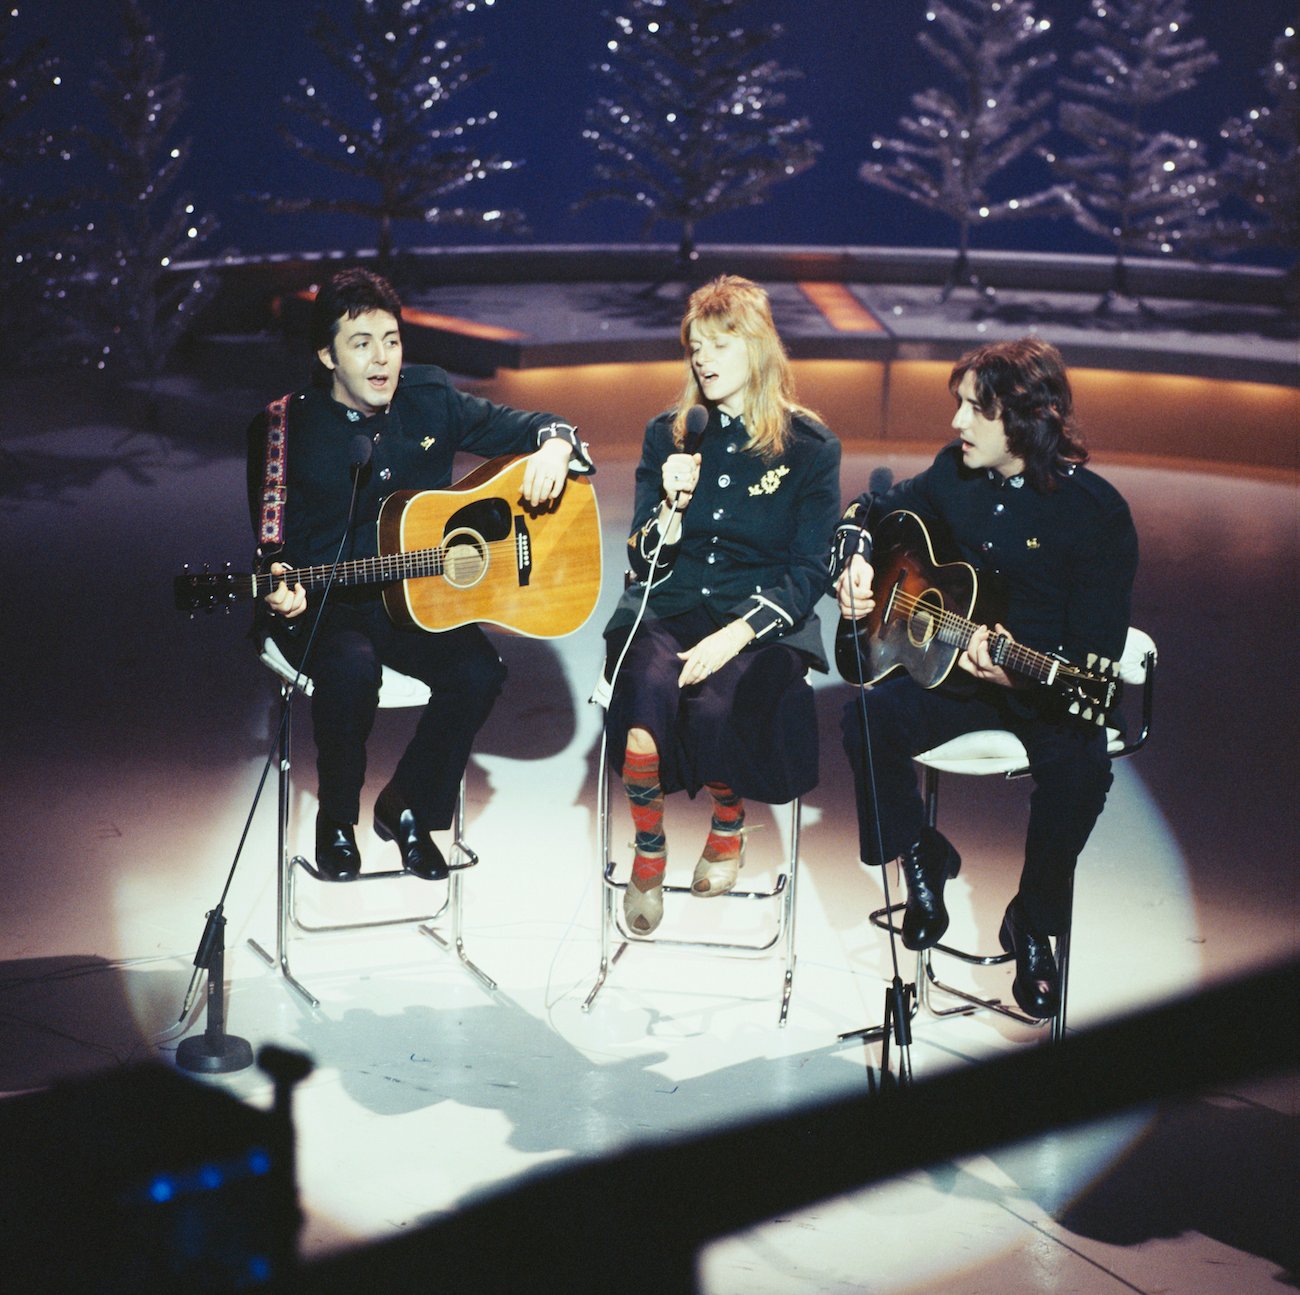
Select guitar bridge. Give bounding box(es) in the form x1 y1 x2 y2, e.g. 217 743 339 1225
514 515 532 586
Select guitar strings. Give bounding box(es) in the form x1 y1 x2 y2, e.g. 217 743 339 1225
882 585 1102 682
262 534 528 592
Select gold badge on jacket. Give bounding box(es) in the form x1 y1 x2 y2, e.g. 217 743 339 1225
749 465 790 496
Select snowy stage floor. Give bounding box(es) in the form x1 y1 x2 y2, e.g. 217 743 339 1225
0 379 1296 1290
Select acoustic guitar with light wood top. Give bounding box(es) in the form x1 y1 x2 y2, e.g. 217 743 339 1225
174 455 603 638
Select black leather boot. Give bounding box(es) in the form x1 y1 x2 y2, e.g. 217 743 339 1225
898 826 961 950
373 781 449 881
315 813 362 881
999 896 1060 1019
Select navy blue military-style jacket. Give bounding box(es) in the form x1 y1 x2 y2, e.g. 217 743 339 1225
607 407 842 670
246 364 586 575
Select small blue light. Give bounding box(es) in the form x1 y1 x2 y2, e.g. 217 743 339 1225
149 1176 175 1203
246 1148 272 1176
199 1164 224 1190
246 1255 271 1281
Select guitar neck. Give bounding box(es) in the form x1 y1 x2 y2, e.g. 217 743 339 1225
255 547 445 598
933 611 1065 686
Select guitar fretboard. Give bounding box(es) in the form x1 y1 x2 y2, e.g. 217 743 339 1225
256 535 524 597
889 588 1092 686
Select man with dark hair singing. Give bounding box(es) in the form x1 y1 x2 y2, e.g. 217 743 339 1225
247 268 590 882
832 337 1138 1017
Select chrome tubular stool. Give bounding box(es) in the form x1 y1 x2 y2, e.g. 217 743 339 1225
870 627 1157 1041
581 729 803 1027
248 638 496 1008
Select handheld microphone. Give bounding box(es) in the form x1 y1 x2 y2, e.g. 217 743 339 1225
683 404 708 454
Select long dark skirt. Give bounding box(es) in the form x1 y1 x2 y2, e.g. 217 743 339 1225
603 607 818 804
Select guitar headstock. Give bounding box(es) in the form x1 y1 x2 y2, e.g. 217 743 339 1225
174 565 246 613
1059 652 1122 727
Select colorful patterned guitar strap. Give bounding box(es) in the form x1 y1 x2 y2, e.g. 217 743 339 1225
257 393 292 562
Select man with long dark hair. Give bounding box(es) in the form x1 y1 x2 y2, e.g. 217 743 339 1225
248 268 590 882
832 337 1137 1017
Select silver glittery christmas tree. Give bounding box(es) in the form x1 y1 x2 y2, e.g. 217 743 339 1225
1210 26 1299 292
0 5 78 364
578 0 820 267
1048 0 1219 311
67 0 218 381
858 0 1064 300
260 0 523 264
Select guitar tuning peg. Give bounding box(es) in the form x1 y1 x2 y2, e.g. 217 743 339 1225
1098 656 1111 672
1069 701 1080 714
1082 707 1093 722
1086 652 1097 667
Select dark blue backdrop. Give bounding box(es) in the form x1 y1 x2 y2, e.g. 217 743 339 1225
16 0 1297 260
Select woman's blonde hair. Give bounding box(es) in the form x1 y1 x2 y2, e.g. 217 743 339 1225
671 275 817 460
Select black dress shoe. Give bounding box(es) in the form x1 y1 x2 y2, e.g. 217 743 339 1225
899 826 961 950
999 897 1060 1019
315 814 361 881
373 781 449 881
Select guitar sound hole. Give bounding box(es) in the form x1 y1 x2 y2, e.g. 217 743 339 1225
907 589 943 647
442 528 488 589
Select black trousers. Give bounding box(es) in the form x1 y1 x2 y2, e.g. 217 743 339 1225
267 601 506 829
840 674 1113 935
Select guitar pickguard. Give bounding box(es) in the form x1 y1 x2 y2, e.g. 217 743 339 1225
379 457 603 638
445 496 512 542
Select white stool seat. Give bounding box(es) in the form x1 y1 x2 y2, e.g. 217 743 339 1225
916 726 1128 774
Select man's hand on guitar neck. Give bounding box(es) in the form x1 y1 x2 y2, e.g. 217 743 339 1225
834 554 877 620
960 622 1017 689
266 562 307 619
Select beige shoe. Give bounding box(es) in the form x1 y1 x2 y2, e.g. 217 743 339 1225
624 850 666 934
691 826 755 897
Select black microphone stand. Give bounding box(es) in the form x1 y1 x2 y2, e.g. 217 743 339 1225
176 436 373 1073
836 652 915 1091
833 497 915 1092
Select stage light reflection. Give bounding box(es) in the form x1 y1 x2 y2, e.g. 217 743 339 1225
473 359 1298 472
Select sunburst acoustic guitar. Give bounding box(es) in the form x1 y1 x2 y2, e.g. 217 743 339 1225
835 509 1121 726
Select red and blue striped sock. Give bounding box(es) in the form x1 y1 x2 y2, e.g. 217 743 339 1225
703 782 745 860
623 747 666 885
